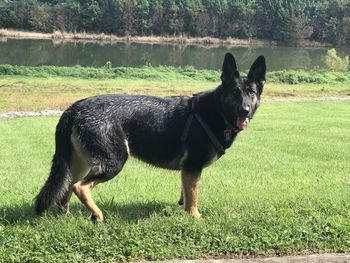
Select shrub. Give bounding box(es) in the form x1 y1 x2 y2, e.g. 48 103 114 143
323 48 349 71
1 64 350 84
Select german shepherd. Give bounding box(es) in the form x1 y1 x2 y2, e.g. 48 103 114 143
35 53 266 223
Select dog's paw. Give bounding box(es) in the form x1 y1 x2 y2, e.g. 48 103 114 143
191 210 202 219
185 208 202 219
91 214 104 224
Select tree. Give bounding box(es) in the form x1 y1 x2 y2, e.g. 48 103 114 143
149 1 165 35
98 0 123 34
80 0 101 32
29 3 54 32
63 0 81 32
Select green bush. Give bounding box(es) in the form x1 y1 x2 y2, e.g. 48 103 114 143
1 64 350 84
267 69 350 84
323 48 349 71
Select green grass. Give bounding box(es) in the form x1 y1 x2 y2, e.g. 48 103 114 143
0 76 215 113
1 101 350 262
1 75 350 113
1 65 350 113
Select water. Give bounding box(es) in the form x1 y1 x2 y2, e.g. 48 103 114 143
0 38 349 71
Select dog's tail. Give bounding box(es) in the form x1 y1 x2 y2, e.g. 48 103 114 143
35 110 74 214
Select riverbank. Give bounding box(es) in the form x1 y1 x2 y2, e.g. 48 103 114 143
0 28 329 47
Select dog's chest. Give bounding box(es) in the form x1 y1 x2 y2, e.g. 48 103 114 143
130 150 188 170
203 152 219 167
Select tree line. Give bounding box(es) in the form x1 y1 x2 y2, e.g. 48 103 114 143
0 0 350 45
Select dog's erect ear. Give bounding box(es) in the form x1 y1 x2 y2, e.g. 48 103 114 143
221 53 240 83
248 56 266 89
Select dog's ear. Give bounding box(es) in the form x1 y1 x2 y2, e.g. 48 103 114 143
221 53 239 83
248 56 266 92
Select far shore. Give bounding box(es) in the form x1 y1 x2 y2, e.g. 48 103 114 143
0 28 330 47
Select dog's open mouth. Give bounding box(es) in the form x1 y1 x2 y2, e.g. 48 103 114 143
236 117 250 130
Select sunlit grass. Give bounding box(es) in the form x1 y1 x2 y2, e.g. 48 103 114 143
1 76 350 113
1 101 349 262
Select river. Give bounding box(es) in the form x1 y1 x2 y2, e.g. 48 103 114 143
0 38 349 71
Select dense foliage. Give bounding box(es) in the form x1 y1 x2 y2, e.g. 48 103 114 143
0 0 350 45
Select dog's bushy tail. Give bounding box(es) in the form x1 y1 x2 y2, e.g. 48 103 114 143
35 111 74 214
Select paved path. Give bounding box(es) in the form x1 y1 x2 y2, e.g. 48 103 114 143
149 254 350 263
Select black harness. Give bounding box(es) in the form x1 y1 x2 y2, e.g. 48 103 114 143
180 95 237 159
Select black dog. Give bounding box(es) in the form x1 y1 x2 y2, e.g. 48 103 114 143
35 53 266 222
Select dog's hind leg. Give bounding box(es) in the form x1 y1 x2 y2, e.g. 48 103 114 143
57 144 92 214
71 123 128 223
58 186 73 214
181 169 202 218
72 157 127 223
73 175 104 223
178 188 184 206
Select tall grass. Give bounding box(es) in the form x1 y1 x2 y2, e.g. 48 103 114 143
0 29 273 46
0 101 350 262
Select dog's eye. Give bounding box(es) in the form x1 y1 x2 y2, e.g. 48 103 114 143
248 90 255 96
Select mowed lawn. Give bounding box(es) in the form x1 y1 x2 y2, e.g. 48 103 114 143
0 101 350 262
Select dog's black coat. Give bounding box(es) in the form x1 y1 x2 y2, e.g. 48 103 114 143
35 53 266 216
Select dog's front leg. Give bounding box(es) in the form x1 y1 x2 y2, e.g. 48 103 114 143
181 169 201 218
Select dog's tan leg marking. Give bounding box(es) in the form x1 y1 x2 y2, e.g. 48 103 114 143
67 130 93 214
181 170 201 218
73 180 103 222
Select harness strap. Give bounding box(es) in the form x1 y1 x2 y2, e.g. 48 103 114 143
193 113 225 157
181 96 225 158
180 114 194 144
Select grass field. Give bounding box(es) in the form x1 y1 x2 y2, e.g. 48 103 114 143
1 101 350 262
1 75 350 113
1 65 350 113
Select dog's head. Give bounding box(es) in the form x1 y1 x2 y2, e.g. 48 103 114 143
217 53 266 131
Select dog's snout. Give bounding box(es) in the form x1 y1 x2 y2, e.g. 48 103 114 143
239 105 250 116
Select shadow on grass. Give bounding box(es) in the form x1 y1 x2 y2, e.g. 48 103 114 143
103 200 178 221
0 200 179 225
0 202 37 225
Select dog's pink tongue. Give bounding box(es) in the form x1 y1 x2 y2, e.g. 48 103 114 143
237 117 249 130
